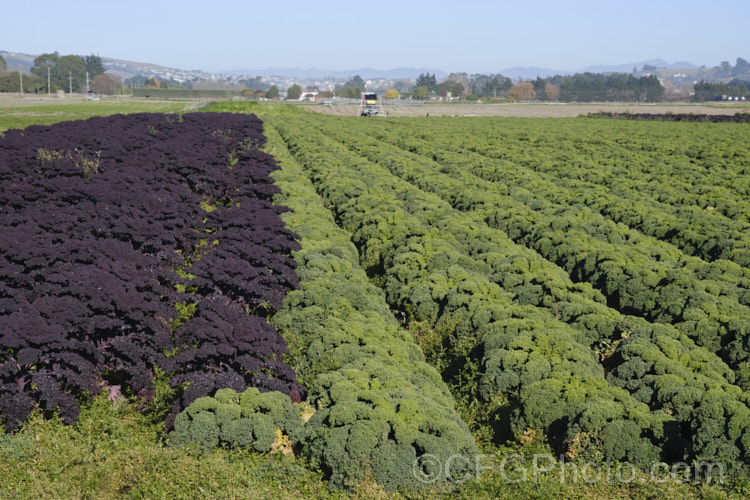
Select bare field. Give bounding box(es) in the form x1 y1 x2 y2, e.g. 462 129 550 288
0 94 199 133
309 102 749 118
0 93 96 108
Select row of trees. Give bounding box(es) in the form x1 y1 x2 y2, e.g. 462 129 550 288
411 71 663 102
0 52 123 94
29 52 106 93
693 79 750 101
714 57 750 78
273 58 748 103
284 70 660 103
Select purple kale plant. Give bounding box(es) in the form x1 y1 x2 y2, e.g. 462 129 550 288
0 112 302 431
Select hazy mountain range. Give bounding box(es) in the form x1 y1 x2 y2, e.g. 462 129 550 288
225 59 700 80
500 59 699 79
1 51 701 81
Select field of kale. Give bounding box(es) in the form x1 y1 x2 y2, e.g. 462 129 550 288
0 112 305 428
2 101 750 498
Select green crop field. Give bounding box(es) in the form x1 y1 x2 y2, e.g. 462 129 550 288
2 100 749 499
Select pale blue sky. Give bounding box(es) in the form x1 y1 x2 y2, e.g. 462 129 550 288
3 0 747 73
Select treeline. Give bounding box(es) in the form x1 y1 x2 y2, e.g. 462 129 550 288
434 72 664 102
693 79 750 101
541 73 664 102
0 52 110 93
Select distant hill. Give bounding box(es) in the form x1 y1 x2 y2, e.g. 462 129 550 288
0 51 198 82
222 67 448 80
579 58 699 74
0 51 713 83
0 51 35 72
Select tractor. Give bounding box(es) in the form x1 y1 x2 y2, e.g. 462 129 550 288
359 92 386 117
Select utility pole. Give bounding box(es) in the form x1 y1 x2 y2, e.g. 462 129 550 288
47 66 51 94
19 65 23 94
86 71 90 96
69 71 73 94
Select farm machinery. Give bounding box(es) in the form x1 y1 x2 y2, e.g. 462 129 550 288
360 92 386 117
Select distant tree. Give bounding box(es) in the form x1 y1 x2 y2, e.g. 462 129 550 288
0 55 6 74
57 55 86 92
693 79 749 101
415 73 437 92
125 74 148 88
144 77 161 89
30 53 93 92
642 64 657 71
447 72 469 92
0 71 44 93
392 79 412 93
83 54 106 79
551 72 663 102
320 90 334 98
266 85 279 99
413 85 428 100
334 76 364 98
344 75 365 90
238 76 269 91
545 81 560 101
335 86 360 98
437 80 464 97
384 89 399 99
468 74 488 96
508 82 536 100
733 57 750 76
716 61 732 77
31 52 60 91
469 73 512 98
287 84 302 99
91 73 122 95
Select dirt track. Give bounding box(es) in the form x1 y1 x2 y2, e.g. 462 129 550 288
309 102 748 118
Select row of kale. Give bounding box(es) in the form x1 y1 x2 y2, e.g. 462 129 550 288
369 117 750 270
454 118 750 224
317 115 750 391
